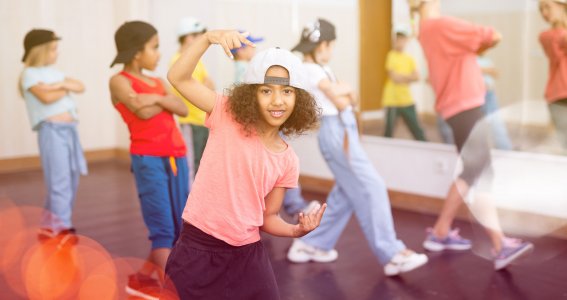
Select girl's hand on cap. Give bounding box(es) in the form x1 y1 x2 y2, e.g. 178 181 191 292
206 30 256 59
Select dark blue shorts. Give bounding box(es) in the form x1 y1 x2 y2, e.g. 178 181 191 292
131 155 189 249
162 223 280 300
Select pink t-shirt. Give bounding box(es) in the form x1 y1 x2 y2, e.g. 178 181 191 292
419 16 495 119
182 95 300 246
540 28 567 103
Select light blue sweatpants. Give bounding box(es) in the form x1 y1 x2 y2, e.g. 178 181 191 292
38 121 87 233
301 110 405 265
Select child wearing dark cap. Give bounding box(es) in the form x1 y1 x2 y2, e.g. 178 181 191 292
162 30 325 299
19 29 87 247
108 20 189 299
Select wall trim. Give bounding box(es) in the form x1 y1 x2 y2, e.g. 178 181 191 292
299 175 567 240
0 148 131 174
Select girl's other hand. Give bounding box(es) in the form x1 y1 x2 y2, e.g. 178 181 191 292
205 30 256 59
294 203 327 237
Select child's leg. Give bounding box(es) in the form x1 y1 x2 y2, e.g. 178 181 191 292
299 184 354 250
168 157 190 243
437 115 455 144
483 91 512 150
190 124 209 174
38 123 75 232
400 105 427 141
384 107 399 138
548 101 567 150
282 186 308 215
339 111 406 264
180 123 195 186
131 155 178 278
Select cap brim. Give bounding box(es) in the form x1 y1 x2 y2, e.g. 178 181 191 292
291 41 316 53
110 48 139 68
22 36 61 62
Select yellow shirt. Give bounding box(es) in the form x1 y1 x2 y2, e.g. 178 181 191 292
382 50 416 107
170 52 209 125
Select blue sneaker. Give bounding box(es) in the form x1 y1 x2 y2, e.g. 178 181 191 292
494 238 533 270
423 228 472 251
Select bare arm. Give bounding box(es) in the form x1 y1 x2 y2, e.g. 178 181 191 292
168 30 254 113
319 79 356 111
261 187 327 238
109 74 163 119
157 79 188 117
62 77 85 93
29 83 68 104
203 77 216 91
389 70 419 84
478 31 502 54
480 67 498 78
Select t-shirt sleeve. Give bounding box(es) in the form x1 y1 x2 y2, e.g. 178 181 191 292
444 18 495 55
305 64 328 90
205 94 227 129
21 68 42 91
275 152 299 189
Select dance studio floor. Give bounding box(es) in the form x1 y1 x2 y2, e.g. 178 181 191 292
1 160 566 299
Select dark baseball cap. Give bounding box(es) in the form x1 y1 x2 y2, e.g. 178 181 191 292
110 21 157 67
22 29 60 62
292 18 336 54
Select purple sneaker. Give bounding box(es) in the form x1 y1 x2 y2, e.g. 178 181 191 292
423 228 472 251
494 238 534 270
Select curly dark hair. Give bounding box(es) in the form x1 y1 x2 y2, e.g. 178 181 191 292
227 84 321 137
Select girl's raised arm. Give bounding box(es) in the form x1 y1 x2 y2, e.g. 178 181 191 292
168 30 254 113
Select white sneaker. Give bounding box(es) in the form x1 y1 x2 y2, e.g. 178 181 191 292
383 250 428 276
302 200 322 214
287 239 338 263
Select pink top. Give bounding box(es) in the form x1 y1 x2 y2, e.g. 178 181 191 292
419 16 495 119
182 95 299 246
540 28 567 103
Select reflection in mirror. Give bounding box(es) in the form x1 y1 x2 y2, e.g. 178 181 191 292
362 0 567 158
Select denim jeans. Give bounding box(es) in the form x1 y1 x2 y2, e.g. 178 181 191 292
38 121 87 232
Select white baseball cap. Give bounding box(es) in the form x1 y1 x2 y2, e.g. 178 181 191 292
177 17 206 37
243 47 307 90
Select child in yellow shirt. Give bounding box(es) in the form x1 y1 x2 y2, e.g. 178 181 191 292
382 29 426 141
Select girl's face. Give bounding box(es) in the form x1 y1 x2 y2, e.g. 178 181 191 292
138 34 160 71
314 40 335 64
540 0 566 25
256 66 296 130
46 41 59 65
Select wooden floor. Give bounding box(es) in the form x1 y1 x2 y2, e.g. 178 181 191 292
1 160 567 299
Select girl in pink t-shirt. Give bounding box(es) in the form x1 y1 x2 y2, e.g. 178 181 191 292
162 30 325 299
539 0 567 149
412 0 533 271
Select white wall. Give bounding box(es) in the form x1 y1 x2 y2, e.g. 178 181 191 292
0 0 359 159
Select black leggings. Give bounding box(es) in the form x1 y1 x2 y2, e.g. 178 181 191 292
446 107 493 186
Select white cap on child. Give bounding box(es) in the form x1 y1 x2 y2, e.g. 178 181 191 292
177 17 206 37
242 47 307 90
